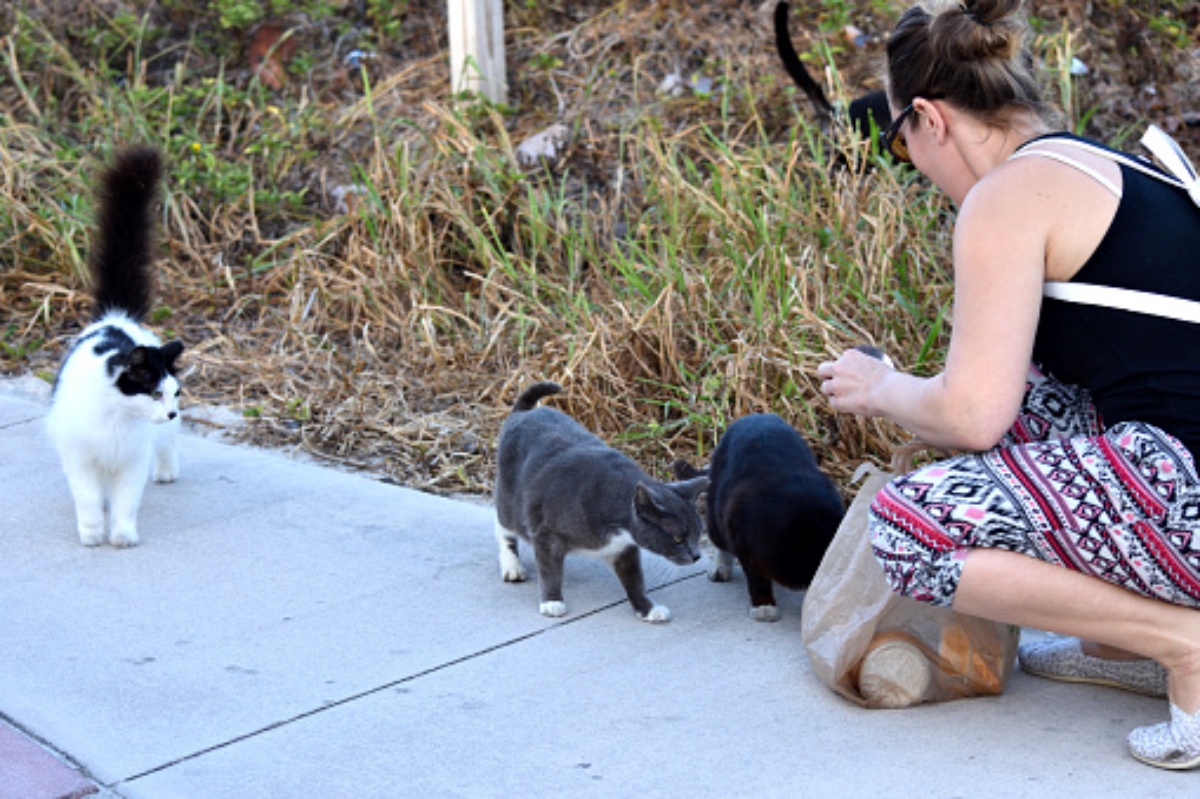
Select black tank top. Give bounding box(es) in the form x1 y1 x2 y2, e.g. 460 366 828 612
1026 133 1200 457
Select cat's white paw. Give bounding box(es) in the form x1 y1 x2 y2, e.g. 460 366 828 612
153 466 178 483
639 604 671 623
707 563 733 582
78 525 105 547
750 604 781 623
153 449 179 482
498 550 527 582
109 529 140 548
539 600 567 617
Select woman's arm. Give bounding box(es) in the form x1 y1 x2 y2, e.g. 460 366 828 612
817 163 1051 451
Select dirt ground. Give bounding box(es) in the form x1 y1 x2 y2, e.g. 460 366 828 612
3 0 1199 496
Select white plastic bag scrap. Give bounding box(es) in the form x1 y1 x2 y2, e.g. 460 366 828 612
516 123 569 167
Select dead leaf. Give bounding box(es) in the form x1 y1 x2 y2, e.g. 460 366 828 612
248 23 298 91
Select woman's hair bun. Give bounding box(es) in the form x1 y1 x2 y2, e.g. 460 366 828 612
886 0 1050 122
959 0 1022 27
932 0 1024 64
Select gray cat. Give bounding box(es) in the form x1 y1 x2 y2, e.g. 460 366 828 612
493 382 707 623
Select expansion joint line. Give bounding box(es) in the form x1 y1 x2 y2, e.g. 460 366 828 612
113 569 706 787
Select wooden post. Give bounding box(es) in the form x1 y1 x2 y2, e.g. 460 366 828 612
447 0 508 104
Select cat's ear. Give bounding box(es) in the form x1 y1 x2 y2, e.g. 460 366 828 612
125 347 149 368
118 346 154 386
633 483 666 520
669 476 709 501
160 340 185 372
671 459 707 481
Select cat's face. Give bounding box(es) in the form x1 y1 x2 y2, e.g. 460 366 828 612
631 477 707 565
115 341 184 423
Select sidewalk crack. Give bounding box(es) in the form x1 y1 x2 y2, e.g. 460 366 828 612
112 569 705 788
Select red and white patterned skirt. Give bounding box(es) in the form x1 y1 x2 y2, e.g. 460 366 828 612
869 365 1200 609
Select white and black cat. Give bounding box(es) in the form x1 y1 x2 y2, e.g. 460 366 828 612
45 146 184 548
675 413 844 622
493 382 708 623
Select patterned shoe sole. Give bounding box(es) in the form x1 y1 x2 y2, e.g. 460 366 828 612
1020 662 1166 698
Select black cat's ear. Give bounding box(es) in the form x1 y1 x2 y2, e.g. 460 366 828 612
670 476 709 500
671 458 707 481
161 340 184 372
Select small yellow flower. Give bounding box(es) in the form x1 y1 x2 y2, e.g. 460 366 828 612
190 142 202 153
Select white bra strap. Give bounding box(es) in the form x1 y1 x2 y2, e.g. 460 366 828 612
1008 147 1122 198
1011 131 1197 197
1044 282 1200 325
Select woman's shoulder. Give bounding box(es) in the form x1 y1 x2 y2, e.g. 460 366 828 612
962 132 1125 282
1005 132 1129 186
974 133 1123 212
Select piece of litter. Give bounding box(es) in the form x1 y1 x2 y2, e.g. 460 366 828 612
516 123 570 167
659 72 685 97
330 184 367 214
690 74 714 95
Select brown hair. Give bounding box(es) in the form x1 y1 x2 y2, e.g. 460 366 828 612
886 0 1052 125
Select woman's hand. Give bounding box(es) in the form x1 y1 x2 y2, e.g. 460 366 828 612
817 347 895 418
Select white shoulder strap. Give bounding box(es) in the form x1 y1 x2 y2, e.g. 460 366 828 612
1141 125 1200 207
1040 126 1200 323
1014 126 1200 206
1043 282 1200 325
1008 147 1122 198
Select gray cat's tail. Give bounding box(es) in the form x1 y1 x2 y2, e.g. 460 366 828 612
512 381 563 412
90 146 164 322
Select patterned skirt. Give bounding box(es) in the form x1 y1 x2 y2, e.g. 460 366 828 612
869 365 1200 609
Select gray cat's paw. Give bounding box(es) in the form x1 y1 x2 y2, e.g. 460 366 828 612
497 545 526 582
750 604 780 622
639 605 671 623
539 600 567 617
707 564 732 582
500 562 527 582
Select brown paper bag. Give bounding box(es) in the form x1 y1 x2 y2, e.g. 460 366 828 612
800 446 1019 708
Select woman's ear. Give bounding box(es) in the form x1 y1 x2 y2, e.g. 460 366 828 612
914 98 950 143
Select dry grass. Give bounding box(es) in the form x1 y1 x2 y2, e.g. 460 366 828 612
2 0 1198 498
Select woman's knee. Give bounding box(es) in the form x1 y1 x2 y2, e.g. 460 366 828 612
869 484 964 607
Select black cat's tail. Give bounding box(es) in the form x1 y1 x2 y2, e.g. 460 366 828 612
89 146 164 323
512 381 563 412
773 1 833 119
773 2 893 141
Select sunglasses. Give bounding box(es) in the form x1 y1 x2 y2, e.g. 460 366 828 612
879 102 916 163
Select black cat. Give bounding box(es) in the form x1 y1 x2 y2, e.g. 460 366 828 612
675 413 844 621
773 1 892 145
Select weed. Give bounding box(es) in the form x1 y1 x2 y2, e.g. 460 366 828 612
0 0 1193 496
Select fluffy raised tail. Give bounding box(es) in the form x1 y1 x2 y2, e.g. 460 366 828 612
512 381 563 411
90 146 164 322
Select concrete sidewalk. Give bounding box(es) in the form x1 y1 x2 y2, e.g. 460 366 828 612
0 379 1192 798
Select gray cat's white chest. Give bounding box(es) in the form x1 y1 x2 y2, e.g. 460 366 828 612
580 530 635 560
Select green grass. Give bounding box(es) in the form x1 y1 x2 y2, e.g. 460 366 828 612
0 0 1194 493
